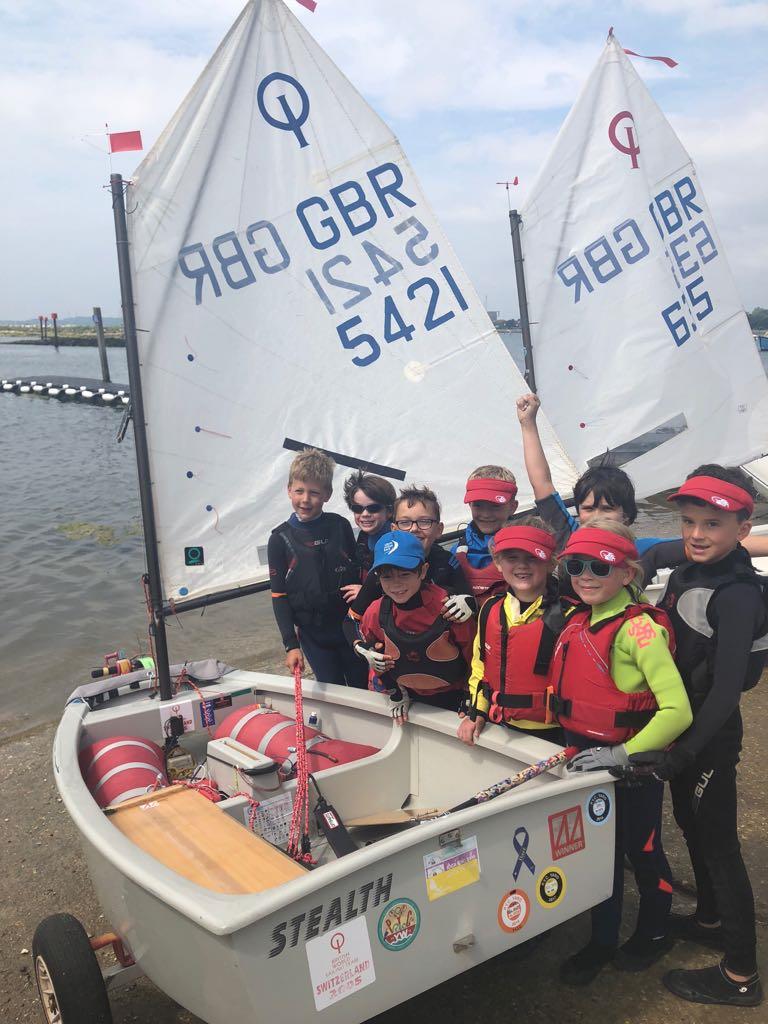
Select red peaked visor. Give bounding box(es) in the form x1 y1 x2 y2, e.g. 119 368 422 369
667 475 754 516
561 528 638 567
493 526 556 560
464 478 518 505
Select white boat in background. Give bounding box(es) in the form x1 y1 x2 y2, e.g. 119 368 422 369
515 32 768 500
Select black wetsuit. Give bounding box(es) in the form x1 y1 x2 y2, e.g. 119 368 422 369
659 547 767 976
267 512 367 688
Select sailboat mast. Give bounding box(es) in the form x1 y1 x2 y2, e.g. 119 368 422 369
110 173 173 702
508 209 537 392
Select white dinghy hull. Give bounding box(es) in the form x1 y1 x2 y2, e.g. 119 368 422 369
55 671 615 1023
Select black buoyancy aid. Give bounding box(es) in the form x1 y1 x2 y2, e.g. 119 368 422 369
453 550 506 604
477 587 564 724
274 517 358 626
378 597 468 696
658 547 768 706
549 601 674 743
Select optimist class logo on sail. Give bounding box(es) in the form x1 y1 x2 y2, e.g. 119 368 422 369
177 77 474 369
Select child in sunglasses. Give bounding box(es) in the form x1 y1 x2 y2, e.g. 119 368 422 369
449 465 519 606
457 519 565 746
551 520 692 985
354 532 475 721
341 470 397 603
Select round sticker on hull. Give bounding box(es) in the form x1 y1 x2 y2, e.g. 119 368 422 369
498 889 530 933
377 898 421 951
586 789 612 826
537 867 566 908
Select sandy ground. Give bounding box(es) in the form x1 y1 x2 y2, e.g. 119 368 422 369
2 688 766 1024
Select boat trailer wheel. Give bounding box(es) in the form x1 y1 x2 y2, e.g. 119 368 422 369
32 913 113 1024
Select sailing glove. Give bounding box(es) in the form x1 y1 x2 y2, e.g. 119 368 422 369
441 593 477 623
354 642 390 674
626 746 695 781
389 685 411 725
566 744 629 773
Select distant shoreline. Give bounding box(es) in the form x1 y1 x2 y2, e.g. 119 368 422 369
0 335 125 347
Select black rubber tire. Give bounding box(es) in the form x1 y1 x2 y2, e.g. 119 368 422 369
32 913 113 1024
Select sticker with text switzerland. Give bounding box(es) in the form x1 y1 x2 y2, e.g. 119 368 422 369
586 789 612 827
159 696 196 737
548 806 585 861
497 889 530 934
537 867 566 909
377 898 421 951
423 835 481 902
306 915 376 1012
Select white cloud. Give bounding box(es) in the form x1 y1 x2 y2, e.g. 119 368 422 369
0 0 765 317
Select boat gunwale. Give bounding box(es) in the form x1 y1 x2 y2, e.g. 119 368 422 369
54 669 612 936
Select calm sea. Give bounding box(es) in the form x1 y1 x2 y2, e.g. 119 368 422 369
0 339 765 741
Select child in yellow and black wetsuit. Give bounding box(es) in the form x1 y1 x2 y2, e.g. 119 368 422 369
457 520 565 746
553 519 692 985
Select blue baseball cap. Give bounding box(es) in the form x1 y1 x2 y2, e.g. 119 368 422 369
372 532 425 570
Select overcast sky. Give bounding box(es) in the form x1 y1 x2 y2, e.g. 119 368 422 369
0 0 765 319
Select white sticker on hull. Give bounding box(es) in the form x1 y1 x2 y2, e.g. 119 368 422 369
306 915 376 1012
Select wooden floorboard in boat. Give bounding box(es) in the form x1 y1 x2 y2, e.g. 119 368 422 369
107 785 307 894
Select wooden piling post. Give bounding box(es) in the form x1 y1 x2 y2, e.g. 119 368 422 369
93 306 111 383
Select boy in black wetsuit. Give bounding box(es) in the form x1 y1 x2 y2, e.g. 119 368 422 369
631 465 766 1007
268 448 367 688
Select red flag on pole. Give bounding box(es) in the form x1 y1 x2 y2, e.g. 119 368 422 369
295 0 317 10
108 130 143 154
623 49 678 68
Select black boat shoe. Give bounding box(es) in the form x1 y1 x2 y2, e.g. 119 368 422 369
664 962 763 1007
559 941 616 986
667 912 725 950
614 932 674 972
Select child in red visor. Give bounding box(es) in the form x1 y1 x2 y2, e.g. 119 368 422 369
450 465 518 606
632 465 767 1007
458 518 565 745
551 519 691 986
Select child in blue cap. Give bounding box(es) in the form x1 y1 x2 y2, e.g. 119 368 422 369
354 532 475 722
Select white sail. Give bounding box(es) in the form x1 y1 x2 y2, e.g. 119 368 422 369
127 0 578 603
520 34 768 500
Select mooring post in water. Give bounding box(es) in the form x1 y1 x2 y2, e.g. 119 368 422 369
110 173 173 702
51 312 58 343
38 315 44 341
508 209 537 393
92 306 111 383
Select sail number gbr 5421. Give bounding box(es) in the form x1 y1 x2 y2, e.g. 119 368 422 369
176 160 472 368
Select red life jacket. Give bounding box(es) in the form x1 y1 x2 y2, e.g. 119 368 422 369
453 550 506 605
549 601 675 744
378 597 468 696
478 593 562 724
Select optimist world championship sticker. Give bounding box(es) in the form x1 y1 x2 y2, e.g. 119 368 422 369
497 889 530 933
377 898 421 951
586 789 612 826
537 867 566 909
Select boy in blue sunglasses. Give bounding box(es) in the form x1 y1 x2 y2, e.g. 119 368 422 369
550 520 692 986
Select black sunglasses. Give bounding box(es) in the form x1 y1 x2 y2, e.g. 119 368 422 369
351 502 384 514
563 557 614 578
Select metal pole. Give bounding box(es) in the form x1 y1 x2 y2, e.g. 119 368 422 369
92 306 111 383
508 209 537 392
110 173 173 701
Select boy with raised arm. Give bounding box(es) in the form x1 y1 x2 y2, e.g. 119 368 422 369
516 392 768 575
268 448 367 688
